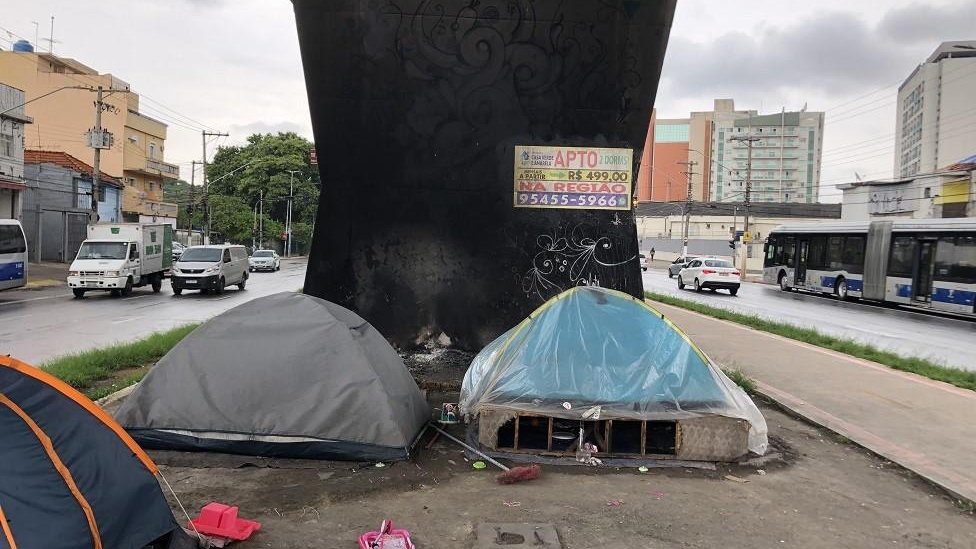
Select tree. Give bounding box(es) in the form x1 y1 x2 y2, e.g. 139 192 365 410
204 132 320 252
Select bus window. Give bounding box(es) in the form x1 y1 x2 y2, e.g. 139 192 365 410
808 236 827 269
888 237 916 278
935 236 976 281
828 237 843 270
764 236 778 266
782 236 795 267
842 236 865 274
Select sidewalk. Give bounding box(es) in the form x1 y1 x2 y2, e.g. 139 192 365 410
651 300 976 504
26 262 67 289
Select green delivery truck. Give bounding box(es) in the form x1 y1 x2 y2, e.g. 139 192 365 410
67 223 173 298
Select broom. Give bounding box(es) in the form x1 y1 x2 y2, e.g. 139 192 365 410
428 423 541 484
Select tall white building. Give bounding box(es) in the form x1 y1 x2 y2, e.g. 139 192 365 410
895 41 976 178
710 110 825 204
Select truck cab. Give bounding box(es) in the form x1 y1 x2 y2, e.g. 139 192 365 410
67 223 172 298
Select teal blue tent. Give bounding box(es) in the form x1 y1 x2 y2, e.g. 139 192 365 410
461 286 767 455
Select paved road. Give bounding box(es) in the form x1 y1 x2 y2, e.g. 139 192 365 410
0 258 307 364
643 268 976 371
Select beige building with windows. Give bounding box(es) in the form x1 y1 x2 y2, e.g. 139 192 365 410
895 41 976 177
0 47 178 224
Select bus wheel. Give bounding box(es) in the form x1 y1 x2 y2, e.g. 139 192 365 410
72 289 86 299
835 277 849 301
778 272 791 292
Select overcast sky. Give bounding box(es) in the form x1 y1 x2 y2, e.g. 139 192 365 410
3 0 974 201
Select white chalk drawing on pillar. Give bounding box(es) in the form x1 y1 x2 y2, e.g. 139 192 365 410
520 225 636 300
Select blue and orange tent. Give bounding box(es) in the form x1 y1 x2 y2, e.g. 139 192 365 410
0 355 195 549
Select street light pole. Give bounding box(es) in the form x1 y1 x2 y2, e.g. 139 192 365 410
677 160 698 257
286 170 300 257
729 134 759 276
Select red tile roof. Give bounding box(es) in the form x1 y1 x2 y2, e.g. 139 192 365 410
24 150 123 188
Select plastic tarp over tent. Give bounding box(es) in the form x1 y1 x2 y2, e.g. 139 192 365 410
115 292 430 461
461 286 767 456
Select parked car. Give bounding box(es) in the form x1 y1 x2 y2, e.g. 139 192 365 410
248 249 280 272
639 253 648 271
171 244 248 295
667 255 699 278
172 241 185 262
677 257 740 295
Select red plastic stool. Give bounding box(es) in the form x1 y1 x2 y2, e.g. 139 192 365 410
189 502 261 541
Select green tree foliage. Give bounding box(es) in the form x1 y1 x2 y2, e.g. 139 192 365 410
199 132 320 251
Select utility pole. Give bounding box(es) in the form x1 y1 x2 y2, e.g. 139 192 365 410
252 201 258 252
286 170 300 257
90 86 103 223
259 189 264 250
729 134 760 276
85 86 117 224
201 130 229 244
677 160 697 257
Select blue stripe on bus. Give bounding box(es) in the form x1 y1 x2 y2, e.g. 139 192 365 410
895 284 912 298
931 287 976 306
819 275 862 292
0 261 24 281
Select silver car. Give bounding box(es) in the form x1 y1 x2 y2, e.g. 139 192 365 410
248 249 280 272
667 255 699 278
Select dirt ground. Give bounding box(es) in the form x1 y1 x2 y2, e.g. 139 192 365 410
154 397 976 549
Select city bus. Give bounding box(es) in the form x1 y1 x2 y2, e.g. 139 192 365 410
763 218 976 316
0 219 28 291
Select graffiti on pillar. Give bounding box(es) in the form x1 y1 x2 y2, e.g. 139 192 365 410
520 224 636 301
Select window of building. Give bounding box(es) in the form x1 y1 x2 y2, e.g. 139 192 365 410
0 132 13 157
653 123 690 143
148 181 155 192
148 142 157 159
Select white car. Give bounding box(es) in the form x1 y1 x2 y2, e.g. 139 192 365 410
248 249 280 272
677 257 741 296
171 245 249 295
639 253 648 271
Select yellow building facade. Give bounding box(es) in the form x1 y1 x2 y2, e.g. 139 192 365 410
0 50 178 221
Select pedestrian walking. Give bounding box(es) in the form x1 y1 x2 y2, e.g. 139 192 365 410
650 247 655 262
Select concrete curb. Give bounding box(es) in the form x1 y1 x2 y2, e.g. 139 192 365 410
753 381 975 506
647 298 976 506
25 279 61 290
95 382 138 408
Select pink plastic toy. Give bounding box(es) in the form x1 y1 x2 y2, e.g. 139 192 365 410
358 519 415 549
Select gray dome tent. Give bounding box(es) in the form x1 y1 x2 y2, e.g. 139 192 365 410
115 292 430 461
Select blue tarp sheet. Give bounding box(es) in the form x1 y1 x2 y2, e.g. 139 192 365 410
461 286 767 454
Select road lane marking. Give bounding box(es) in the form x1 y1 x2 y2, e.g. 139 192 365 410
111 316 145 324
0 293 72 307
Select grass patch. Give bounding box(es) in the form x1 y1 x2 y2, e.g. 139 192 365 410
41 324 199 394
645 291 976 392
722 368 756 394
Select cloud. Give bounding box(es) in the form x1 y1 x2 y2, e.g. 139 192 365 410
227 121 311 140
878 2 976 43
661 11 914 98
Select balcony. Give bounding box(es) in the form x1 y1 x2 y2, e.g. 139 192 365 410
146 159 180 179
145 200 178 218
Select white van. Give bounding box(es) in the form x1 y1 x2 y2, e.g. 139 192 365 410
0 220 27 291
171 245 248 295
